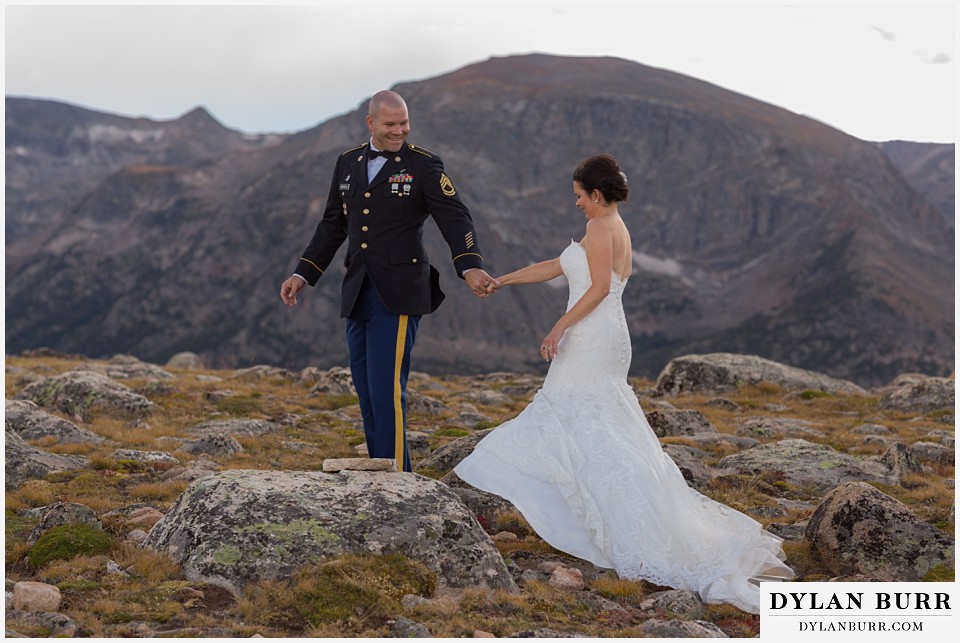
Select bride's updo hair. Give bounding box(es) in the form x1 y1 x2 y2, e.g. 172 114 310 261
572 154 629 203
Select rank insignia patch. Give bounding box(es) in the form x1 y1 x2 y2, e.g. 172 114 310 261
439 173 457 197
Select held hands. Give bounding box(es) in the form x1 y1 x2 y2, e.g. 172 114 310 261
464 269 500 298
280 275 306 306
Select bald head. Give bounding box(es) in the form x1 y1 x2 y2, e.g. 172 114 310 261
368 90 407 119
366 90 410 152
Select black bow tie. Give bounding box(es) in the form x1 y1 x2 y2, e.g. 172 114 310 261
368 149 392 160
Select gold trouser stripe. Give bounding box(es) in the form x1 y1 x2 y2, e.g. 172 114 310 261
393 315 409 471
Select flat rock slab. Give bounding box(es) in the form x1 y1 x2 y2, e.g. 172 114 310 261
14 370 153 421
322 458 397 472
5 400 107 444
142 469 515 596
656 353 866 396
717 438 895 494
5 427 88 490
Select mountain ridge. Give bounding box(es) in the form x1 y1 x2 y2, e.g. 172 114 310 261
4 55 954 386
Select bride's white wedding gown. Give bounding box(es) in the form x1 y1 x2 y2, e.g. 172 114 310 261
454 240 793 614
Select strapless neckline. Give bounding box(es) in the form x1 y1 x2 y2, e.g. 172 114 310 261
569 240 629 284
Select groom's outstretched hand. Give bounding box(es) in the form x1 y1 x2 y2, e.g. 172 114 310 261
465 269 499 298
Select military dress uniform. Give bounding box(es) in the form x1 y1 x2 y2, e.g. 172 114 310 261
293 141 484 472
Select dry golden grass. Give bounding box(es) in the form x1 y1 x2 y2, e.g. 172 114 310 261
125 480 190 503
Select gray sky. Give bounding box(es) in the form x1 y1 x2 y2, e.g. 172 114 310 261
4 1 956 142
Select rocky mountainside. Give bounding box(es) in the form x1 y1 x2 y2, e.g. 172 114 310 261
4 98 284 248
4 55 954 387
877 140 954 228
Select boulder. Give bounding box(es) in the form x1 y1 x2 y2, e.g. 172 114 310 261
457 388 513 407
112 449 179 466
439 471 517 529
4 611 77 637
878 442 923 482
142 469 516 596
307 366 356 396
640 619 728 638
406 390 450 416
27 502 102 544
13 582 61 612
176 435 244 458
641 589 705 620
165 352 204 370
14 370 153 421
415 429 494 475
735 417 825 440
183 419 280 438
644 409 717 437
4 400 106 444
717 439 895 494
805 481 954 581
74 355 173 380
5 427 87 490
231 365 295 381
662 445 716 490
655 353 866 397
909 441 954 466
878 376 954 413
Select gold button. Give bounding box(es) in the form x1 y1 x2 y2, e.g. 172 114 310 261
361 226 369 232
363 208 370 214
394 156 401 162
361 243 368 249
412 258 418 263
364 192 371 198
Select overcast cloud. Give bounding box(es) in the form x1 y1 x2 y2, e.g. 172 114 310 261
4 2 956 142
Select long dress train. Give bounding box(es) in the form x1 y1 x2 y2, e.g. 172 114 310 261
454 241 793 614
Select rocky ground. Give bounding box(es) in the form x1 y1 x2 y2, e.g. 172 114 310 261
4 350 955 638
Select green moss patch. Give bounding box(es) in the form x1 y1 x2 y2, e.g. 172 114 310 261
28 523 113 567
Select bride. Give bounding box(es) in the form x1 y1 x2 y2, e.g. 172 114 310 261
455 154 793 614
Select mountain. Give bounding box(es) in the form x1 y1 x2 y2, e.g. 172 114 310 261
4 98 284 246
877 140 954 229
4 55 954 387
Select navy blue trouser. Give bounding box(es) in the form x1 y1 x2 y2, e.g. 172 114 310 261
345 277 420 472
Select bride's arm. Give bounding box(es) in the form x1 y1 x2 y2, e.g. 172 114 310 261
495 258 563 286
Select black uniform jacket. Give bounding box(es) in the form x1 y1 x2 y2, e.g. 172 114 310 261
295 142 484 317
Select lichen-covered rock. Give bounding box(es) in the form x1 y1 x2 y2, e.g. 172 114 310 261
415 429 494 475
805 481 954 581
717 439 895 494
27 502 102 544
662 445 715 490
440 471 517 530
165 352 204 370
406 390 450 416
307 366 356 396
231 365 295 381
176 435 244 458
4 400 106 444
641 589 705 620
14 370 153 421
74 355 173 380
142 469 516 595
878 376 954 413
182 418 279 438
909 441 955 466
112 449 179 466
640 619 728 638
4 610 77 637
735 417 825 440
878 442 923 482
644 409 717 437
655 353 866 397
4 427 87 490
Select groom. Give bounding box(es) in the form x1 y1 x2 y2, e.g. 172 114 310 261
280 90 496 472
